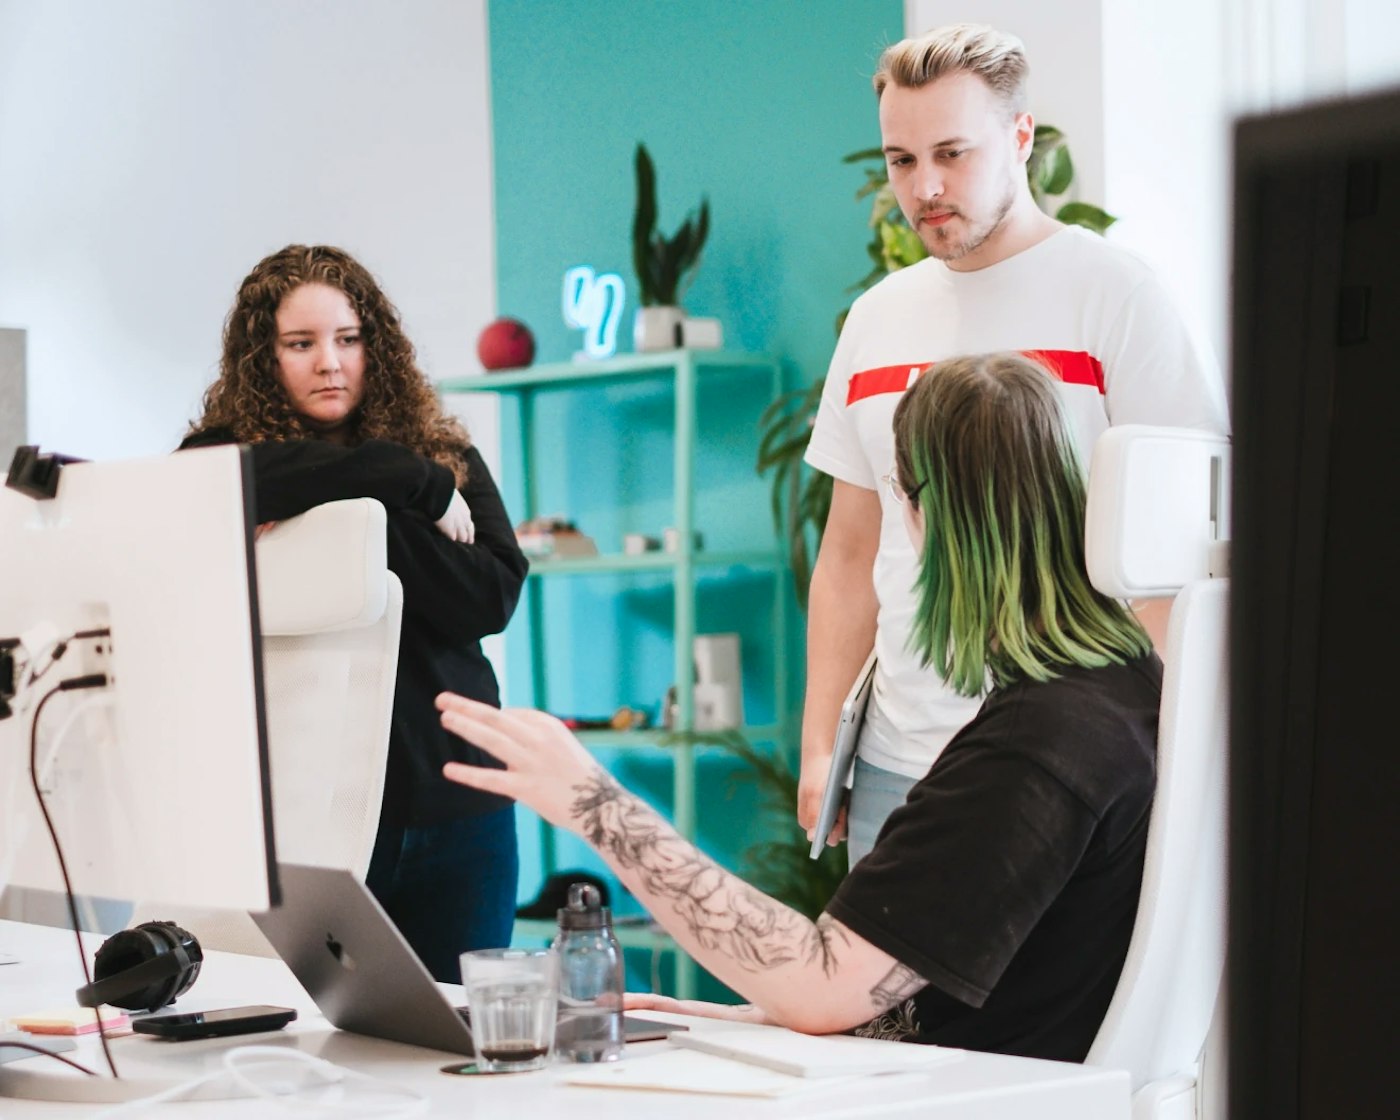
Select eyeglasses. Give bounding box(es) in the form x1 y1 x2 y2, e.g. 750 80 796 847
880 472 927 507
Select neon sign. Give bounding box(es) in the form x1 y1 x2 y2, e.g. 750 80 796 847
562 265 625 359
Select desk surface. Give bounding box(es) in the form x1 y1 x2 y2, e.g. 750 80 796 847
0 918 1129 1119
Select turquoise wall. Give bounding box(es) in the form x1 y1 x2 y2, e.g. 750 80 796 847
488 0 904 994
489 0 901 374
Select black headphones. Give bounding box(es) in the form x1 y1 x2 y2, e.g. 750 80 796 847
76 920 204 1012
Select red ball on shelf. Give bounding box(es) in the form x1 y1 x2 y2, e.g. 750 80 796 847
476 317 536 371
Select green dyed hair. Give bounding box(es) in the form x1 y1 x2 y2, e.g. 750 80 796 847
892 352 1150 695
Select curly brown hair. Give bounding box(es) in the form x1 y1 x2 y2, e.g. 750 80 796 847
191 244 471 485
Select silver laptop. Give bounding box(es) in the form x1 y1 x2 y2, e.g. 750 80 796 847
251 862 683 1056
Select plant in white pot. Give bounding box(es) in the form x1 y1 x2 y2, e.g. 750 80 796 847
631 142 710 351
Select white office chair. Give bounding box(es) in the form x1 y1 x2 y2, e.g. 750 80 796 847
1082 426 1230 1120
132 498 402 956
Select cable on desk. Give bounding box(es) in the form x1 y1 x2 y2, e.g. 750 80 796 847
28 674 118 1078
0 1041 99 1076
91 1046 431 1119
1 688 112 919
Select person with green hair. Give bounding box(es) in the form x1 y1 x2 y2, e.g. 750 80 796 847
436 352 1162 1061
892 351 1153 697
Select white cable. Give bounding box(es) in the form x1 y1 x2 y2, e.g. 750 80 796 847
39 692 116 933
11 626 66 710
223 1047 429 1116
91 1045 430 1119
1 642 108 848
36 689 114 789
90 1065 231 1119
0 689 114 903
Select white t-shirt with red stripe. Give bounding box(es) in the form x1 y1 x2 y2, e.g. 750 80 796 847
804 226 1229 779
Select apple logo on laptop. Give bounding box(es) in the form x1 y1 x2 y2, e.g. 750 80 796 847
325 932 356 972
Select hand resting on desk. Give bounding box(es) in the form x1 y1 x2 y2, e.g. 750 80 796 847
624 993 774 1025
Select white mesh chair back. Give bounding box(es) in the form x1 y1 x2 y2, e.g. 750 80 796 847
1082 427 1230 1119
133 500 400 956
260 576 401 873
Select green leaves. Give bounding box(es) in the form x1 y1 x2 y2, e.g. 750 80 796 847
633 143 711 307
1055 201 1117 234
718 733 846 920
1026 124 1115 232
880 220 925 272
632 143 658 295
756 379 833 608
1036 143 1074 198
1028 124 1074 203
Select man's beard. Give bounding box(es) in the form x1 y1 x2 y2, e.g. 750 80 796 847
917 178 1017 263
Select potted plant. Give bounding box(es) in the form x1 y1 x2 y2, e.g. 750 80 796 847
631 143 710 351
760 125 1113 606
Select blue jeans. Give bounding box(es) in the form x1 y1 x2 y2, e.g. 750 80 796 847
846 758 919 868
366 805 519 983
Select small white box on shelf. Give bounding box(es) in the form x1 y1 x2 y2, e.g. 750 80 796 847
694 633 743 730
680 317 723 349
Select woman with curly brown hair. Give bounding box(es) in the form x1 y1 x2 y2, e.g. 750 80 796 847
182 244 528 981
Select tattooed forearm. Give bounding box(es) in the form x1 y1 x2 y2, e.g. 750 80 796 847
809 914 851 975
869 962 927 1012
570 769 844 976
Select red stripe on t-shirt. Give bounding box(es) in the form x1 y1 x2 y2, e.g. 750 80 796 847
844 364 925 405
1020 350 1105 393
846 350 1105 406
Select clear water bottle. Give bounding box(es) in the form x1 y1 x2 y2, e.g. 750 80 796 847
552 881 624 1063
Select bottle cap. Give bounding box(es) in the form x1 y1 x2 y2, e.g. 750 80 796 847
557 881 614 931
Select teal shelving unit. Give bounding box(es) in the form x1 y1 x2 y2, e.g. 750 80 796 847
439 349 793 1000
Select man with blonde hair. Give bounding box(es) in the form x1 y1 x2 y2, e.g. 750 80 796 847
799 24 1229 863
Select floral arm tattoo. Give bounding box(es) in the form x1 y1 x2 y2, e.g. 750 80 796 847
570 769 849 975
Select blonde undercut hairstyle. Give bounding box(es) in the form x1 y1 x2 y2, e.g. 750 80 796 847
872 23 1029 119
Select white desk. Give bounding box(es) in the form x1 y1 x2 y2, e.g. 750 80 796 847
0 919 1129 1118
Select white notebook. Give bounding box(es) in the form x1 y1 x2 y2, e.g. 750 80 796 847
563 1048 860 1099
669 1025 962 1078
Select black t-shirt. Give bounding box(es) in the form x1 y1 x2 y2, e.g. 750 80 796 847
826 655 1162 1062
178 430 529 826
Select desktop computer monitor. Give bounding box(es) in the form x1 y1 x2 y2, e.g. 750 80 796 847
0 444 278 913
1229 85 1399 1119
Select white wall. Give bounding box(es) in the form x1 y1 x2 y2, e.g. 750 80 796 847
908 0 1400 390
905 1 1107 202
0 0 504 929
0 0 507 684
1344 0 1400 94
0 0 499 464
1099 0 1234 376
0 328 23 462
1101 0 1400 376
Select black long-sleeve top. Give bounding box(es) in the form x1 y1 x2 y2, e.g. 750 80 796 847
179 429 529 827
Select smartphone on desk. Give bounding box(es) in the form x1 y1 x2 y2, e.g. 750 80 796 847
132 1005 296 1041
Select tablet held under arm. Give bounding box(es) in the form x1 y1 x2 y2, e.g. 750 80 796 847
809 650 876 859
